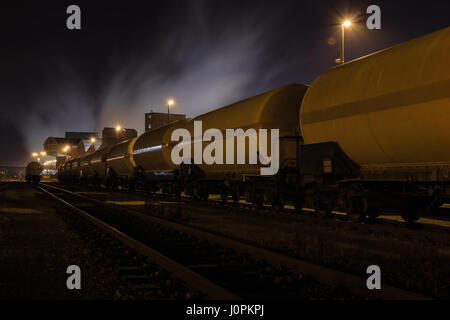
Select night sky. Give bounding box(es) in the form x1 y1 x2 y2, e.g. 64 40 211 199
0 0 449 165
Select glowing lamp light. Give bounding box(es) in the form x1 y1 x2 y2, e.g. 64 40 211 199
116 125 122 132
40 151 47 156
343 20 352 27
32 152 38 158
91 137 96 143
168 99 175 107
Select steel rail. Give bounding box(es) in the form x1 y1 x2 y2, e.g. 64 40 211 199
38 185 240 300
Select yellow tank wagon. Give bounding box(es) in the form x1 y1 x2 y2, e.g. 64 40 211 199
300 27 450 221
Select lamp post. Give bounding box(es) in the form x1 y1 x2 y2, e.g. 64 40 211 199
168 99 174 125
115 125 122 144
339 20 352 64
63 145 70 161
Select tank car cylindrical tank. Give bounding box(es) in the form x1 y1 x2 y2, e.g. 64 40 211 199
80 153 95 179
89 146 114 180
185 84 308 177
106 138 138 178
133 84 308 178
133 119 191 174
300 26 450 181
71 157 82 180
26 161 43 183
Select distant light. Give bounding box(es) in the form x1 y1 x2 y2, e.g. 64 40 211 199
168 99 175 107
32 152 38 158
343 20 352 27
40 151 47 156
116 125 122 132
91 137 96 143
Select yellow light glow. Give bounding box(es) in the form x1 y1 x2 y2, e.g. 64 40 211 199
91 137 96 143
116 125 122 132
343 20 352 27
32 152 38 157
168 99 175 107
40 151 47 156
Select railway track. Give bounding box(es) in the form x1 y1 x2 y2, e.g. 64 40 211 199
39 183 430 300
39 185 238 300
50 181 450 230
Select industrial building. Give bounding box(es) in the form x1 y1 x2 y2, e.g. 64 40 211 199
145 111 186 132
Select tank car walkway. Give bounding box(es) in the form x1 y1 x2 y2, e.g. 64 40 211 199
0 183 117 299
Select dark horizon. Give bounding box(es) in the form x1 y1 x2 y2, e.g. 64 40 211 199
0 0 449 164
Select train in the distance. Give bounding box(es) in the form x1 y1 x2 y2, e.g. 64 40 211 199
58 26 450 222
26 161 43 183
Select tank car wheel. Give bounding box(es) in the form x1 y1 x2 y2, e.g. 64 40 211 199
232 191 239 204
271 194 284 212
221 191 228 203
292 199 303 213
172 186 181 200
366 202 382 223
252 193 264 209
400 206 422 223
231 184 240 204
244 191 252 203
293 190 306 213
345 184 367 222
191 186 201 201
200 190 209 201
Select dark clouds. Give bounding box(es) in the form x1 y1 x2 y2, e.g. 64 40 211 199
0 119 28 164
0 0 449 164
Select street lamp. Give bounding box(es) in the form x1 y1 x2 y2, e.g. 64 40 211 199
115 125 122 143
337 20 352 64
167 99 175 124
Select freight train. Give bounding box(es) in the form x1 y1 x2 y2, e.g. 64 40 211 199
58 26 450 222
26 161 43 183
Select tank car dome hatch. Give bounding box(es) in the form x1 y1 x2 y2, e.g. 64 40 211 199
300 26 450 166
